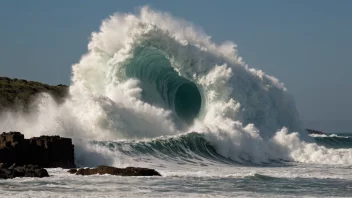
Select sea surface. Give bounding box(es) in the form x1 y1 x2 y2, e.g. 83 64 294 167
0 134 351 198
0 6 351 198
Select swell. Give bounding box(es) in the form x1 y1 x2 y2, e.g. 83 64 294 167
90 132 233 165
313 136 352 149
86 133 352 167
89 132 289 165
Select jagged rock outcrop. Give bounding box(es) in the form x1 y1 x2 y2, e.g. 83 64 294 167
0 132 75 168
68 165 161 176
0 163 49 179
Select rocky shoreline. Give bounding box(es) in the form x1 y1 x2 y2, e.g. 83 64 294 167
0 132 161 179
0 132 75 168
68 165 161 177
0 163 49 179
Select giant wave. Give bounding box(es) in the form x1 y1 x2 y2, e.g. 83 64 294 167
1 6 352 166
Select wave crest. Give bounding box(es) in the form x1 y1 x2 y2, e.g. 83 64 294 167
1 6 352 166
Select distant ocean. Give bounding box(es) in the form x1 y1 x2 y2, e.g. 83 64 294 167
0 6 351 197
303 120 351 134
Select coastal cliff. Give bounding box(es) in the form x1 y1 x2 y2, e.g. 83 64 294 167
0 77 68 111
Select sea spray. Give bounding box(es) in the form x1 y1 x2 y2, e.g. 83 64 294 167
0 6 351 166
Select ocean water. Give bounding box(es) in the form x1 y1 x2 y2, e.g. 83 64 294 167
1 6 352 197
1 146 352 198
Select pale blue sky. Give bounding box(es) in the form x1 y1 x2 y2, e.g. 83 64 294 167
0 1 351 130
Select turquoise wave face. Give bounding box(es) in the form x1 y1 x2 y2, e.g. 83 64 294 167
89 132 290 165
125 46 201 124
90 132 234 165
87 133 352 166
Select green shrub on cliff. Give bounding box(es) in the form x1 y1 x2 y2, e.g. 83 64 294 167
0 77 68 111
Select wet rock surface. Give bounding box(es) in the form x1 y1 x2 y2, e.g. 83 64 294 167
0 132 75 168
69 165 162 176
0 163 49 179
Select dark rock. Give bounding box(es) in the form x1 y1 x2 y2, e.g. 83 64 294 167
11 166 25 178
0 163 49 179
0 132 75 168
8 163 16 170
306 129 326 135
34 168 50 177
27 135 75 168
0 163 11 169
24 164 40 170
68 168 77 174
69 165 161 177
0 168 11 179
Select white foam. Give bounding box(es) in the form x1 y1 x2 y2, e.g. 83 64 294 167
0 6 351 166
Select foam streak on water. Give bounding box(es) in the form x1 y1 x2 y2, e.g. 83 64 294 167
0 165 352 198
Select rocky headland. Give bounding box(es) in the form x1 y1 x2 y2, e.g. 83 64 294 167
0 77 68 112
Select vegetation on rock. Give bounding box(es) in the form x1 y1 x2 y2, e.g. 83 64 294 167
0 77 68 111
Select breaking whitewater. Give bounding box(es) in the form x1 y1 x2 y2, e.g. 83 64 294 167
1 7 351 197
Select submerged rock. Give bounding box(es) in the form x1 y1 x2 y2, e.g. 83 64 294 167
0 132 75 168
0 163 49 179
69 165 162 176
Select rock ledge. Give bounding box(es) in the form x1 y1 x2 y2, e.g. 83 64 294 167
69 165 162 176
0 132 75 168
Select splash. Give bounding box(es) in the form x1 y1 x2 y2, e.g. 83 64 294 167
0 6 351 166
